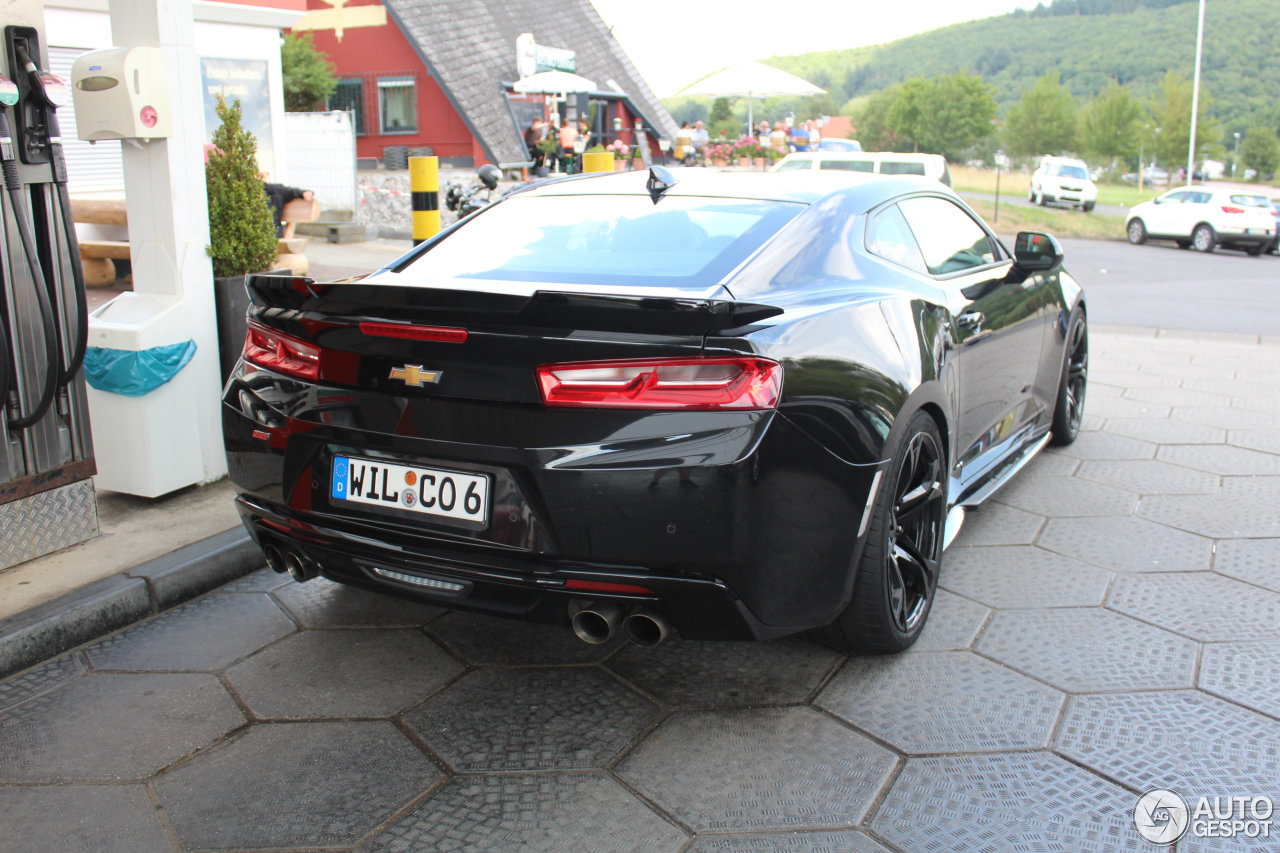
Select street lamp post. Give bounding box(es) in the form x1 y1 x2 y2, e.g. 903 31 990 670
1233 132 1241 179
1186 0 1206 187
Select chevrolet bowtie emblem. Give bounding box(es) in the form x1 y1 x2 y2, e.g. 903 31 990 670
388 365 443 387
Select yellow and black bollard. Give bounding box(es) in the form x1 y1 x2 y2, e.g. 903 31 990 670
409 156 440 245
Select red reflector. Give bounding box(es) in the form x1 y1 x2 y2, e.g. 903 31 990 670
243 321 320 380
1221 206 1245 214
564 579 654 595
359 322 468 343
536 357 782 410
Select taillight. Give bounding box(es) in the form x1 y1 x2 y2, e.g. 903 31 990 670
359 322 468 343
536 357 782 410
1221 206 1245 214
243 321 320 380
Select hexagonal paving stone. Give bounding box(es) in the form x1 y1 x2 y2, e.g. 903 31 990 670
818 651 1063 753
1037 516 1213 572
273 577 447 628
155 721 439 850
0 785 170 852
1157 445 1280 477
0 673 243 781
991 476 1138 518
1074 459 1220 495
1091 369 1182 389
0 654 84 713
1082 396 1171 420
1056 430 1159 460
1221 476 1280 503
977 608 1198 692
1056 691 1280 796
910 589 989 652
617 707 896 832
949 502 1044 547
1214 538 1280 591
1103 417 1226 445
1199 639 1280 721
941 546 1112 609
428 610 620 666
226 629 463 719
1124 386 1229 407
1022 450 1081 478
607 638 841 708
1107 573 1280 641
1172 406 1278 431
365 773 684 852
84 593 295 672
872 752 1155 852
685 830 892 852
1229 429 1280 456
1138 494 1280 539
406 668 656 771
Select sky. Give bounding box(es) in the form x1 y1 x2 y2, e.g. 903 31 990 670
588 0 1041 98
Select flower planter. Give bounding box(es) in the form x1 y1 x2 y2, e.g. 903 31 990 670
614 160 627 172
754 158 766 168
712 159 728 167
736 157 750 167
582 152 613 173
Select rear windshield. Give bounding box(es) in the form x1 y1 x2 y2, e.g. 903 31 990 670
398 195 802 287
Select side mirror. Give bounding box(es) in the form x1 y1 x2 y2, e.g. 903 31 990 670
1013 231 1063 273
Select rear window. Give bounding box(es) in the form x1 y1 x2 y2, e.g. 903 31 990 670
880 161 926 177
822 159 873 172
399 195 802 287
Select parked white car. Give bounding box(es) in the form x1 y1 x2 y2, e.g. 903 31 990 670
1030 156 1098 211
770 151 952 186
1126 188 1276 255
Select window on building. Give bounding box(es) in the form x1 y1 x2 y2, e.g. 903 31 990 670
378 77 416 134
328 78 365 136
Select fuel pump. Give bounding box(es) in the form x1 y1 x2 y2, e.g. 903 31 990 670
0 0 97 569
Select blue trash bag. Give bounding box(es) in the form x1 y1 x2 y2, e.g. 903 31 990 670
83 340 197 397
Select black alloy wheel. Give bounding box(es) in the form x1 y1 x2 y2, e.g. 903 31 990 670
1050 309 1088 446
817 411 946 654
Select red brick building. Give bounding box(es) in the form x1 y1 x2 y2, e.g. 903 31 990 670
292 0 677 167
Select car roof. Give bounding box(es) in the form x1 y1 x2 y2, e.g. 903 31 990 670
508 168 950 210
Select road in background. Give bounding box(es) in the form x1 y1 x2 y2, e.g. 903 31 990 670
1058 238 1277 335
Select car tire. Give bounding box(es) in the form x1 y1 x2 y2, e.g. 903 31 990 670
1176 239 1191 249
1028 187 1036 203
1083 200 1095 213
1192 223 1216 253
1037 192 1048 207
1127 218 1147 244
1049 309 1088 446
1246 243 1266 256
814 410 945 655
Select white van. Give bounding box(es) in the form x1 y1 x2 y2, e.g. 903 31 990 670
769 151 952 186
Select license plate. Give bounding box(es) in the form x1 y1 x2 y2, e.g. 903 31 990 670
331 455 489 525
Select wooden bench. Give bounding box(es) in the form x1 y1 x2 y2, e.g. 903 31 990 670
71 194 320 285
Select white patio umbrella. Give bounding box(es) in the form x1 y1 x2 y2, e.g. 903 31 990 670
511 70 597 95
675 61 826 133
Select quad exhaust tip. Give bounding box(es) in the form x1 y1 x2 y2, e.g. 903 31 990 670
623 610 672 648
570 602 622 644
283 550 319 583
263 544 286 574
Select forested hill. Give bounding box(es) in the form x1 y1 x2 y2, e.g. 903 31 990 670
764 0 1278 134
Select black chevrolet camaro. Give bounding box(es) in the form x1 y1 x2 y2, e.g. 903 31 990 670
223 169 1087 653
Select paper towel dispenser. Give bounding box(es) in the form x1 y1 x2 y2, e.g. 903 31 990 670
71 46 171 140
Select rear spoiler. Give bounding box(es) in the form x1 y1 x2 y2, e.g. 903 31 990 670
245 275 782 336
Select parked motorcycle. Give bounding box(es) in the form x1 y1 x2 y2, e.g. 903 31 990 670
444 163 502 220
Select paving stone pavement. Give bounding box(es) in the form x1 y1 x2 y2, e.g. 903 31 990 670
1 327 1279 851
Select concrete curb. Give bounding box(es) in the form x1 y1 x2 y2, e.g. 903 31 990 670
0 528 260 679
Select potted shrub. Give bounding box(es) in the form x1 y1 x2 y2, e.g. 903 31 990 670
582 144 613 173
607 138 629 170
206 95 281 381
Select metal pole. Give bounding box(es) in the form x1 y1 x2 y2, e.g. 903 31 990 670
1187 0 1206 187
993 161 1000 224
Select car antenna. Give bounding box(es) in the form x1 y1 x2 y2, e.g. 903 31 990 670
646 166 677 204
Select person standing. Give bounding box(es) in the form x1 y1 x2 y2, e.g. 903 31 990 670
525 118 546 170
558 118 578 174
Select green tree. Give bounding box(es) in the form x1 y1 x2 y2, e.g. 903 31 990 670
853 86 905 152
1239 127 1280 178
1078 80 1142 167
708 97 737 138
1002 72 1078 158
281 32 337 112
205 96 278 278
1146 71 1221 171
884 72 996 159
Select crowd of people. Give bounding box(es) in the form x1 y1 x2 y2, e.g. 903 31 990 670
524 116 598 174
675 116 823 164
